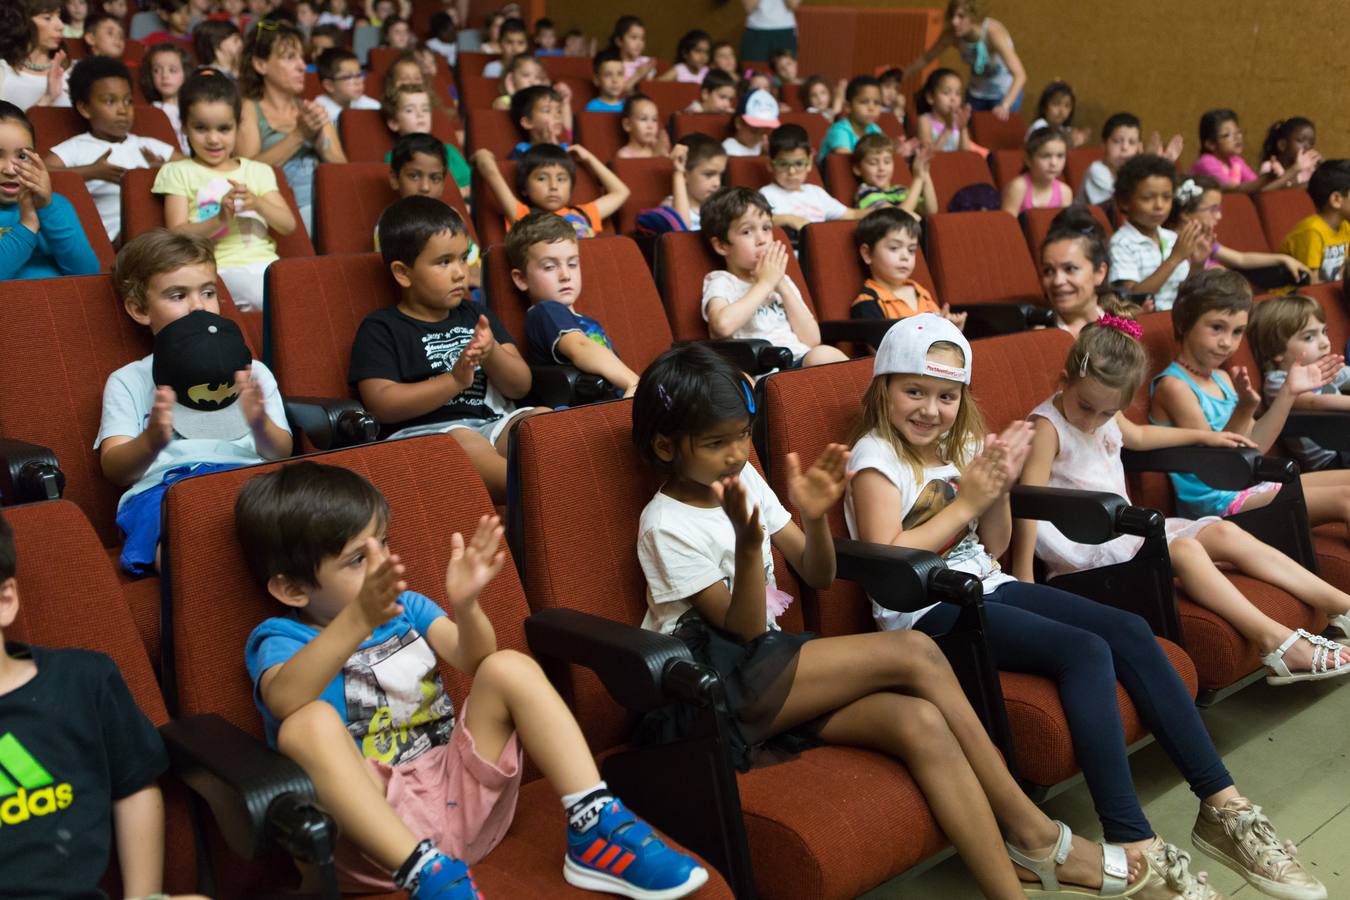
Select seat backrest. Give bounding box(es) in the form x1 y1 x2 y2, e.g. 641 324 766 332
120 166 315 256
31 105 177 155
757 359 883 636
1022 203 1114 261
1065 146 1103 193
1253 188 1316 252
1216 193 1268 254
161 435 534 895
512 402 805 753
312 162 474 254
4 500 196 895
457 49 495 77
970 110 1028 152
471 158 605 249
481 236 674 374
671 112 733 141
969 327 1075 432
575 110 625 164
798 219 936 322
460 74 499 112
726 154 826 191
465 108 521 158
989 147 1025 189
641 81 701 123
49 170 116 271
610 157 675 234
301 70 321 101
927 210 1042 306
0 275 258 547
655 227 816 341
1304 283 1349 349
1129 309 1183 511
822 152 913 206
779 111 830 154
539 54 593 81
367 45 449 86
338 108 462 163
928 149 995 211
363 69 457 107
263 252 395 399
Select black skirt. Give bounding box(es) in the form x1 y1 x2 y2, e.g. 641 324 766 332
638 611 825 771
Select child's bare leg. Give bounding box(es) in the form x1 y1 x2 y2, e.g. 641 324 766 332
462 648 599 796
1301 475 1350 528
448 428 507 503
816 692 1025 900
277 701 420 871
801 345 848 367
1197 520 1350 614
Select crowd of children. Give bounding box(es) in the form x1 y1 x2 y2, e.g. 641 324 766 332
4 0 1350 898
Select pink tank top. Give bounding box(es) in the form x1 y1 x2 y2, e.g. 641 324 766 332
1018 173 1068 212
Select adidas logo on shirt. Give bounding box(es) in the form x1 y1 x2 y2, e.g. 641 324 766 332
0 733 74 826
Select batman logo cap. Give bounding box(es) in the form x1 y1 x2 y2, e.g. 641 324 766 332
152 310 253 441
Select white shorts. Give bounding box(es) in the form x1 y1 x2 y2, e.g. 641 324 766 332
388 407 537 447
218 259 274 313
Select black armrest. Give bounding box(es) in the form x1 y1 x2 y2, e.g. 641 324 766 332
1010 485 1162 544
1109 284 1156 307
0 438 65 504
283 396 377 451
1281 411 1350 450
1121 445 1294 489
953 303 1042 339
161 714 333 863
692 339 792 375
833 538 981 612
1243 264 1308 292
525 608 701 712
527 364 610 408
817 317 895 348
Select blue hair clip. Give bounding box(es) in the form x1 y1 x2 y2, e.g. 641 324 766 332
741 380 756 414
656 383 673 411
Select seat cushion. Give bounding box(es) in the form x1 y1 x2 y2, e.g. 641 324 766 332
113 555 161 665
998 638 1197 788
734 746 947 899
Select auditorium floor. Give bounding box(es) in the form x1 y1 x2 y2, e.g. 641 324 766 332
870 676 1350 898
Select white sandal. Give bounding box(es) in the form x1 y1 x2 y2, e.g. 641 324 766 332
1326 612 1350 641
1263 629 1350 685
1009 820 1147 897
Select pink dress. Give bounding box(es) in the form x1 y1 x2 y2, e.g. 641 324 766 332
1189 153 1257 188
1029 396 1218 579
1017 173 1068 211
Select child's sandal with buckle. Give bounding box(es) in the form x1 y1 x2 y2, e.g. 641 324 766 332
1263 629 1350 685
1008 820 1147 897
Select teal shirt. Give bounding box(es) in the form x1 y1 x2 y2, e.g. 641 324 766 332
818 119 883 161
0 194 101 280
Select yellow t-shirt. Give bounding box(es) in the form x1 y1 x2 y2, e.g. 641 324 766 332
1280 213 1350 282
152 158 280 269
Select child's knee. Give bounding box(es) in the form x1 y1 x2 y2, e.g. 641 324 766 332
888 696 953 751
474 647 543 688
277 700 346 753
803 345 847 366
885 628 946 672
1169 535 1203 565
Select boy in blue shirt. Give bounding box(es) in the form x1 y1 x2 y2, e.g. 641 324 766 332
237 461 707 899
584 48 627 112
508 211 639 396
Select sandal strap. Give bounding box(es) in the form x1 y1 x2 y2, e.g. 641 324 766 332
1100 843 1130 895
1006 820 1072 890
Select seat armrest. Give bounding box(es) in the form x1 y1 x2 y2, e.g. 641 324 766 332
1243 264 1307 292
1281 411 1350 450
952 303 1037 339
1121 445 1293 489
525 608 700 712
817 317 895 348
160 714 333 863
1010 485 1162 544
690 339 792 375
833 538 982 611
528 365 610 408
0 438 65 504
283 397 378 451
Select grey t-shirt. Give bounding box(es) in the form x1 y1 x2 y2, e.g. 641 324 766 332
1263 364 1350 471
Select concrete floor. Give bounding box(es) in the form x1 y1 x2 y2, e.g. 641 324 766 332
864 676 1350 898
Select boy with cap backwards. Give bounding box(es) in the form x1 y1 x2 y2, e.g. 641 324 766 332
722 88 779 157
98 230 292 575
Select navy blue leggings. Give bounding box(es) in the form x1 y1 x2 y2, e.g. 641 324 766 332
916 581 1232 842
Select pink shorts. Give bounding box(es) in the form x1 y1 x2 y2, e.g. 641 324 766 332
336 699 523 892
1223 480 1281 517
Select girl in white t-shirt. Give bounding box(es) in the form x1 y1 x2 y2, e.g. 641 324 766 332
633 344 1145 900
846 314 1321 896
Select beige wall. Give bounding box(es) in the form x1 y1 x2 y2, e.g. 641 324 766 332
545 0 1349 160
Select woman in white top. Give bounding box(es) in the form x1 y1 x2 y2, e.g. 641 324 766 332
740 0 799 62
0 0 70 109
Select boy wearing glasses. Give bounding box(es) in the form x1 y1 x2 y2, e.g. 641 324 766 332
315 47 381 126
758 123 867 232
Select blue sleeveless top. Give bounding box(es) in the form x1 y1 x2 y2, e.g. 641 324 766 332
1148 362 1240 517
958 19 1013 101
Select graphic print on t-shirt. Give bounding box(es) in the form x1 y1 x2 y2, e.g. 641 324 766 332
421 326 493 419
903 476 986 569
1321 243 1347 282
0 733 74 827
344 631 454 766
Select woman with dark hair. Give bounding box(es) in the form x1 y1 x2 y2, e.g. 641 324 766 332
0 0 69 109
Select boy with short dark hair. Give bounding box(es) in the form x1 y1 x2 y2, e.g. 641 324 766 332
1076 111 1184 206
584 48 626 112
686 67 736 114
350 197 537 501
382 83 472 195
0 512 196 900
507 211 639 395
722 88 778 157
471 142 629 238
852 206 965 328
533 17 561 56
236 461 707 900
482 16 529 78
1281 160 1350 283
99 230 292 574
506 83 568 157
759 123 866 231
818 74 883 159
315 46 381 126
852 132 935 216
82 11 127 57
700 186 847 367
666 132 727 230
45 56 181 241
384 133 482 286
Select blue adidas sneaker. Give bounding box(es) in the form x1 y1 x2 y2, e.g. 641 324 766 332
409 853 483 900
564 798 709 899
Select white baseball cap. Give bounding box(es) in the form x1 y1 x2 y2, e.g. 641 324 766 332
738 88 781 129
872 313 971 384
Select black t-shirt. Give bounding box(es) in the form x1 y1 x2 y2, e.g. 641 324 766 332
348 302 517 437
0 643 167 900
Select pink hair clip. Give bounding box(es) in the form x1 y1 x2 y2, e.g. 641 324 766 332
1097 313 1142 340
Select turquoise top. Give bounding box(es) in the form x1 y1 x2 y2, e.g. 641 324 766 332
957 19 1013 102
818 119 883 161
1148 361 1240 517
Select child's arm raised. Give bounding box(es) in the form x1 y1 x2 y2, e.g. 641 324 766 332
474 315 533 399
670 143 692 224
113 784 167 898
357 328 485 423
100 386 175 487
852 445 1005 550
710 475 772 641
259 544 408 720
1115 411 1255 451
1119 219 1208 296
975 421 1033 559
236 366 294 460
1250 356 1345 452
426 515 506 675
1012 417 1058 582
471 148 524 223
705 243 788 338
569 144 631 220
769 444 849 589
